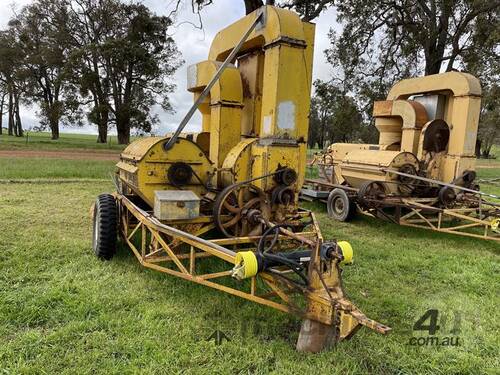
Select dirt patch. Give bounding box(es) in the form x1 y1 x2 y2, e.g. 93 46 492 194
0 149 120 161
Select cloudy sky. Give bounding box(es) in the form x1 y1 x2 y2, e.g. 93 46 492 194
0 0 341 135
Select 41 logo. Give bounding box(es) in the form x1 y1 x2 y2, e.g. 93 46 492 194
408 309 462 347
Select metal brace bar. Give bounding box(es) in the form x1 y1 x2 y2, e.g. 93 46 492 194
164 11 264 150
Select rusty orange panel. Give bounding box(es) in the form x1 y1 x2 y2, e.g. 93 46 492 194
373 100 393 116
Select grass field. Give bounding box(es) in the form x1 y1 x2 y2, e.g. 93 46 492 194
0 135 499 374
0 158 116 180
0 132 129 151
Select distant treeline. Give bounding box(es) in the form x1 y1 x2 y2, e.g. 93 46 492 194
0 0 181 144
0 0 498 155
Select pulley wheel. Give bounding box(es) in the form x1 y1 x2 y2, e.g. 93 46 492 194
274 168 298 186
461 170 477 188
357 181 387 207
213 183 271 238
167 162 193 186
423 119 450 153
438 186 456 208
271 185 295 205
397 164 418 196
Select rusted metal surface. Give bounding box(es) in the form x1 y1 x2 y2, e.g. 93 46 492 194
100 5 393 353
117 193 390 351
304 72 500 242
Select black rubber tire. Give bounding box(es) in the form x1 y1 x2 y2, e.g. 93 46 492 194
327 188 356 222
92 194 117 260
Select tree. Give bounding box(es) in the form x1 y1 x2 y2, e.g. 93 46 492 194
462 8 500 157
101 2 181 144
308 80 365 148
325 0 500 105
184 0 334 19
0 30 25 137
0 100 4 135
327 1 499 84
65 0 118 143
0 0 181 144
476 84 500 158
0 80 7 135
9 0 76 140
279 0 334 21
66 0 181 144
324 0 499 151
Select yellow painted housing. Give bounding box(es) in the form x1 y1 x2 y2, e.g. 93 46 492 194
339 150 419 193
386 72 481 182
117 5 315 215
329 72 482 186
118 137 214 206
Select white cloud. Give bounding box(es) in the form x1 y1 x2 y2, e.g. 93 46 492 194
0 0 341 135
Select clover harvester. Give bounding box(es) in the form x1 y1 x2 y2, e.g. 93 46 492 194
304 72 500 241
91 5 390 352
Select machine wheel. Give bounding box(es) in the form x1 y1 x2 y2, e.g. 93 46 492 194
327 188 356 222
357 181 387 207
438 186 456 208
92 194 118 260
213 183 271 237
397 164 418 195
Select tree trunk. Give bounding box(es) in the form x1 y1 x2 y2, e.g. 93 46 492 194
425 55 442 75
48 102 60 140
0 93 4 135
475 139 482 158
319 118 326 149
307 136 314 149
117 119 130 144
482 144 492 159
8 92 14 136
115 104 131 144
244 0 263 14
116 110 130 144
14 93 23 137
96 109 109 143
50 117 59 140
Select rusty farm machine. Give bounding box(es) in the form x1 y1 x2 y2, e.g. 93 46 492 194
91 5 390 353
303 72 500 242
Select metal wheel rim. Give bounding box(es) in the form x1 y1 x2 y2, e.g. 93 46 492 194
214 184 270 237
334 197 345 215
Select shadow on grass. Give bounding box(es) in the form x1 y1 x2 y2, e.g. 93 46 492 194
302 200 499 254
109 237 301 347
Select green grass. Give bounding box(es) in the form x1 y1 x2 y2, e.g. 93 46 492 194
0 157 117 179
1 180 498 374
0 142 499 373
0 131 130 151
476 167 500 200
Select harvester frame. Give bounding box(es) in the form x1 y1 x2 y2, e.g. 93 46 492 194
118 192 323 318
303 172 500 242
108 189 390 350
302 71 500 242
91 5 391 353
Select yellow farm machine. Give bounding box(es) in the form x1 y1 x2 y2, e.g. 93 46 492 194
91 5 390 352
303 72 500 241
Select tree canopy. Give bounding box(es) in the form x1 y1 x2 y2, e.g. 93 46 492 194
185 0 335 21
308 80 365 148
325 0 499 155
1 0 497 152
0 0 181 143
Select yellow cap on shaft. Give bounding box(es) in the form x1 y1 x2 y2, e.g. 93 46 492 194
338 241 354 265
